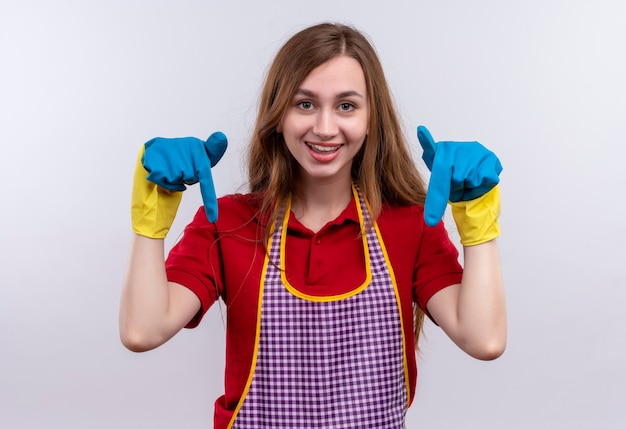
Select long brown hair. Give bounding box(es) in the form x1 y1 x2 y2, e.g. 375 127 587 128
247 22 428 347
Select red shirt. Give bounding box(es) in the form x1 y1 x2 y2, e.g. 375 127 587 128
166 193 463 426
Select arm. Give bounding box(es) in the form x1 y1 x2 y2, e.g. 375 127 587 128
417 126 506 360
426 239 506 360
119 132 227 352
119 235 201 352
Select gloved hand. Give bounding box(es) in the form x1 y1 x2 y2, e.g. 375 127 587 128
131 131 228 238
417 125 502 245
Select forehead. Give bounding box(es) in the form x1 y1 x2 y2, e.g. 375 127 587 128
298 56 367 95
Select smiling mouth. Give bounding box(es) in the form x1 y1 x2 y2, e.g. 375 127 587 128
306 142 342 154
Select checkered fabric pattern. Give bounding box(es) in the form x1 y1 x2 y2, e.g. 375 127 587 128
232 186 408 428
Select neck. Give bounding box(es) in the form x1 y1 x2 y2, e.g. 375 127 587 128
291 176 353 233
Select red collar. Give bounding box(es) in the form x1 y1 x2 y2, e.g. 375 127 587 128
287 197 360 235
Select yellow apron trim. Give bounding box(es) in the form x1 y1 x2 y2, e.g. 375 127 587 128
373 219 412 407
226 231 273 429
279 184 372 302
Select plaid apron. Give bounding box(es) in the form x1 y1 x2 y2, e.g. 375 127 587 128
230 185 408 428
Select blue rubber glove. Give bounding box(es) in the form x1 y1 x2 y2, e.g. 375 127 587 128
142 131 228 223
417 126 502 227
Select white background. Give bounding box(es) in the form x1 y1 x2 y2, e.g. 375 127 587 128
1 0 625 427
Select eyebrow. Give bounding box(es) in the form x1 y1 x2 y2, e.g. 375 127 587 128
295 88 365 99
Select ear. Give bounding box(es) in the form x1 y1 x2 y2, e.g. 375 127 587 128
276 121 283 133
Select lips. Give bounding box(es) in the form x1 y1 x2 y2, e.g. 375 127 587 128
305 142 342 154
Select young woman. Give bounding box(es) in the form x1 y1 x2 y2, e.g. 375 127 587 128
121 22 506 429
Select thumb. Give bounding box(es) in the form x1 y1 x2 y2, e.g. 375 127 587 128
417 125 436 171
205 131 228 167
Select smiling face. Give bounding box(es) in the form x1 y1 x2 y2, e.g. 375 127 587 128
279 55 369 187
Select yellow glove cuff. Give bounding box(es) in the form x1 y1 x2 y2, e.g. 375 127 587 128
450 185 501 246
131 146 182 239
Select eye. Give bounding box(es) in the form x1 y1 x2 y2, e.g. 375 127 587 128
297 101 314 110
338 102 355 112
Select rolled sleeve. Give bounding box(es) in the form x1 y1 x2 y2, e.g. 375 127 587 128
165 207 222 328
413 220 463 313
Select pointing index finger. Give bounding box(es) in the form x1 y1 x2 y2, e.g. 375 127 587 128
424 148 453 227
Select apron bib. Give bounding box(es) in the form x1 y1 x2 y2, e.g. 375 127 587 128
229 185 409 428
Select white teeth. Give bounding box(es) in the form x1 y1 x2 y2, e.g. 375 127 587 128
307 143 340 153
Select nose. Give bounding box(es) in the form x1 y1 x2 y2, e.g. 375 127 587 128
313 109 338 141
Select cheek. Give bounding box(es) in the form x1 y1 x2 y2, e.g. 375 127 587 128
284 118 313 141
280 113 298 137
348 117 369 141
